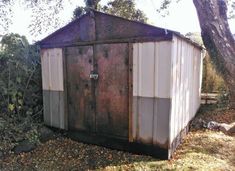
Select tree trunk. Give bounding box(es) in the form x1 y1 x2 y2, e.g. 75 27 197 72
193 0 235 108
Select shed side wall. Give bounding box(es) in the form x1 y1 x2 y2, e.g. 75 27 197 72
169 35 202 156
132 41 172 149
41 48 66 129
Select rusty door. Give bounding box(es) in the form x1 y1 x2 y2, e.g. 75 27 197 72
95 44 129 138
66 46 95 131
66 43 129 138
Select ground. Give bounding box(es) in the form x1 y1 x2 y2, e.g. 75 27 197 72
0 106 235 171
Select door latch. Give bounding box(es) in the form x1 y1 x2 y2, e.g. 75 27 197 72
90 73 99 80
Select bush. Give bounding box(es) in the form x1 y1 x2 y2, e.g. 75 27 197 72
202 53 226 93
0 33 42 121
0 33 43 152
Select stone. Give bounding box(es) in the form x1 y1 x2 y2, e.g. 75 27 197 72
190 118 207 130
228 125 235 134
207 121 220 130
219 122 235 135
39 126 54 143
13 140 36 154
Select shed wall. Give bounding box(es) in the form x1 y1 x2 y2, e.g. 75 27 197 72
41 48 66 129
169 36 202 155
132 41 172 148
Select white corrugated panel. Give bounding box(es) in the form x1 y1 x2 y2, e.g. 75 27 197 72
155 42 172 98
41 48 64 91
169 35 203 146
133 42 172 98
132 41 172 144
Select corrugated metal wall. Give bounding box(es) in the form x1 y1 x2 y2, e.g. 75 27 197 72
41 48 66 129
169 35 202 154
132 41 172 148
132 38 202 152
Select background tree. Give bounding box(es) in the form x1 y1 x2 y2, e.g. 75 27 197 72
101 0 147 23
193 0 235 108
72 0 147 23
158 0 235 108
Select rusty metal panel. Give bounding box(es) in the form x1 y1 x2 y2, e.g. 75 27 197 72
94 12 171 41
128 43 134 142
39 11 174 48
40 14 95 46
66 46 95 132
95 43 129 138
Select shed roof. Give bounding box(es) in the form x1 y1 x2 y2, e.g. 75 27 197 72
39 10 202 49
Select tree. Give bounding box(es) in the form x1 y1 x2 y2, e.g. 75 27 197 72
72 0 147 23
101 0 147 23
192 0 235 108
158 0 235 108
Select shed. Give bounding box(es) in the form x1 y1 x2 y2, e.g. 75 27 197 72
39 10 203 159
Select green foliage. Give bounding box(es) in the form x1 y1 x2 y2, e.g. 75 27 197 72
26 128 40 144
202 53 226 93
73 6 86 19
85 0 101 9
72 0 147 23
185 32 203 45
0 33 42 121
101 0 147 23
186 32 226 94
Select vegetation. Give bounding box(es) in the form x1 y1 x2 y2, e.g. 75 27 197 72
73 0 147 23
0 33 42 152
101 0 147 23
0 33 42 117
186 32 226 94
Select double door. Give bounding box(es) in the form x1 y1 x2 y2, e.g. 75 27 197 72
66 43 129 138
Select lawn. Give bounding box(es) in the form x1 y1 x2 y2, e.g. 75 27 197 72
0 107 235 171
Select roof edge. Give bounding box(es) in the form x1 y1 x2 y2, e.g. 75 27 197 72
37 12 90 45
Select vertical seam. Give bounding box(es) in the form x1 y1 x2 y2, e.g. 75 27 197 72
152 42 156 145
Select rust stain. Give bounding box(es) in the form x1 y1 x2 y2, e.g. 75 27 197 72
95 43 129 138
66 46 94 132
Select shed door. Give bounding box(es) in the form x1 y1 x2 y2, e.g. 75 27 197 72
95 44 129 138
66 44 129 138
66 46 95 132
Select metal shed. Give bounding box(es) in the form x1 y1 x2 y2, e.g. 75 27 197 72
39 10 203 159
